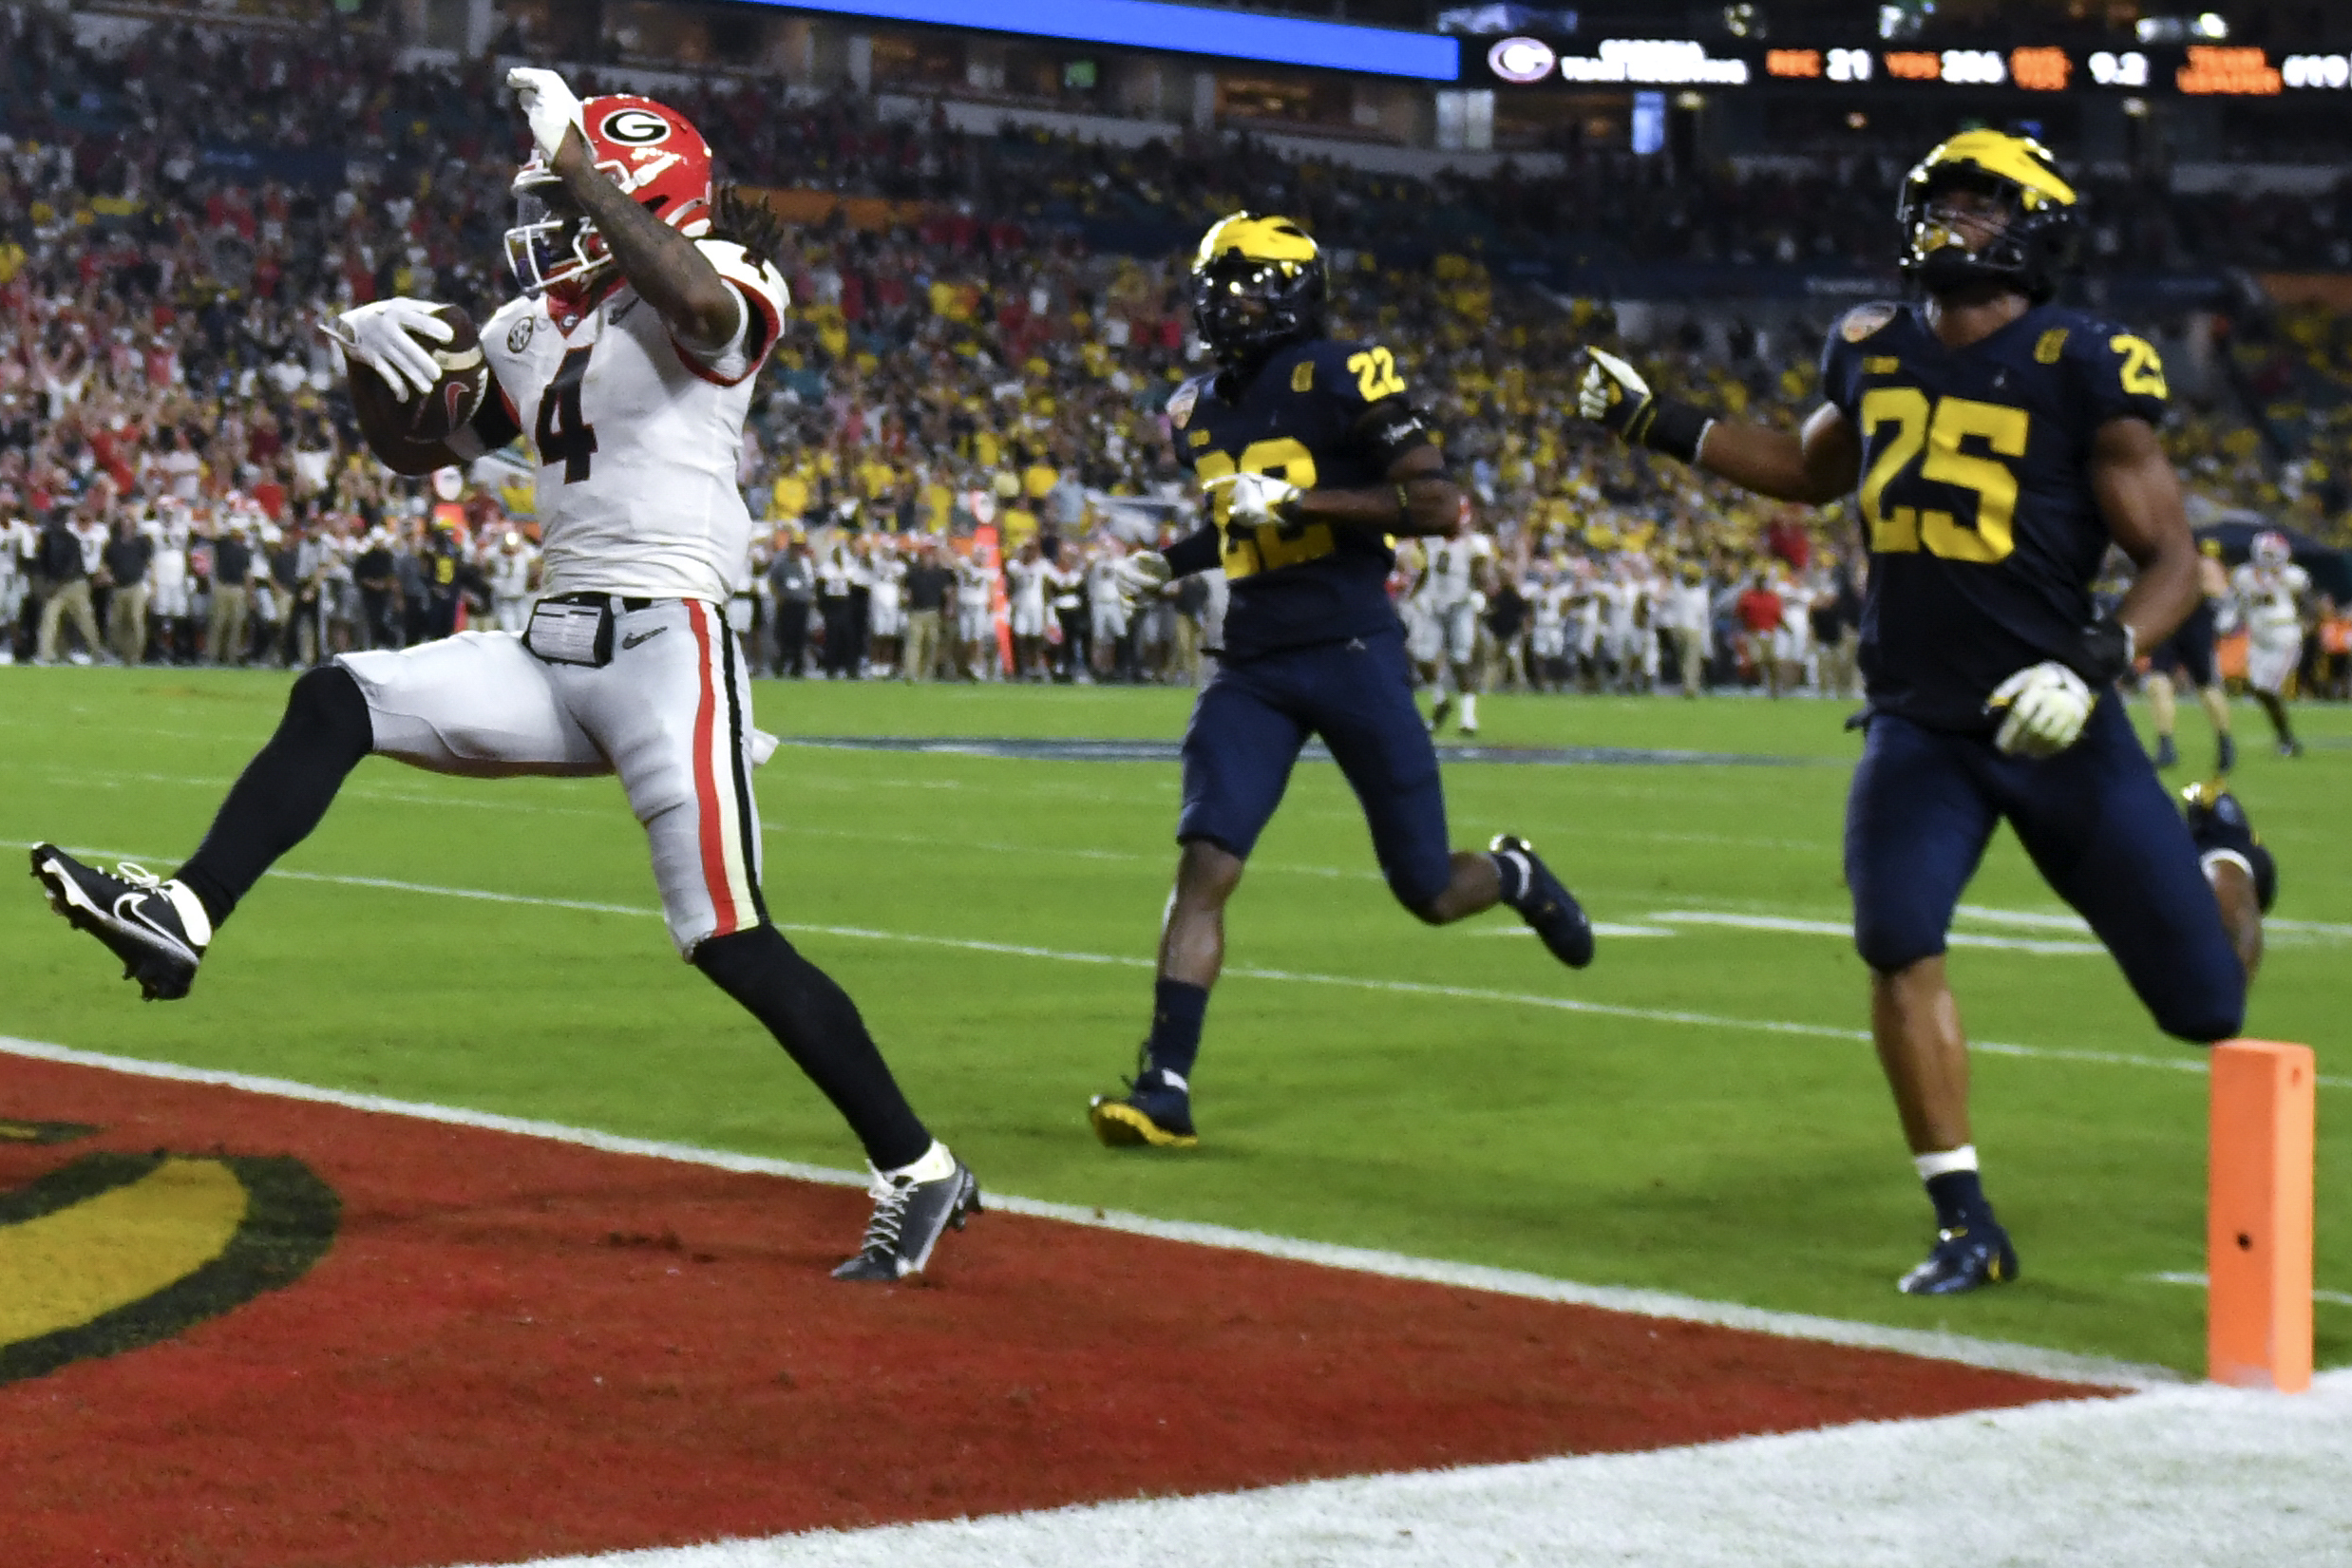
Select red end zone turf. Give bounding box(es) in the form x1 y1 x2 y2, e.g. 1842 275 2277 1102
0 1054 2101 1568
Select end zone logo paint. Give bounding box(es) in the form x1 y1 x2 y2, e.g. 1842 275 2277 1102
0 1123 336 1386
1489 36 1558 85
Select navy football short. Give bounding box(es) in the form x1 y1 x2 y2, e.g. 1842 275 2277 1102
2146 600 2218 689
1178 630 1454 912
1844 698 2245 1043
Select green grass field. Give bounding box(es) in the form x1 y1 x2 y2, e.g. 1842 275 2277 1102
3 665 2344 1375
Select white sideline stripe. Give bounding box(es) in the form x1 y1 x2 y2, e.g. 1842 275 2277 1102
1648 909 2105 956
22 842 2346 1092
0 1032 2174 1391
2143 1271 2352 1309
453 1370 2352 1568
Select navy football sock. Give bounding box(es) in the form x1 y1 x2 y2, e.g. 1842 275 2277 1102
176 665 373 929
1925 1169 1995 1232
1144 978 1210 1083
695 925 930 1171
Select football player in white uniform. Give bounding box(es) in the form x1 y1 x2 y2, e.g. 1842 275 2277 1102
2230 529 2310 758
30 72 977 1283
1004 538 1051 680
1392 539 1442 675
952 543 997 680
864 534 905 678
0 511 28 664
1417 522 1495 733
1525 557 1568 690
488 526 538 634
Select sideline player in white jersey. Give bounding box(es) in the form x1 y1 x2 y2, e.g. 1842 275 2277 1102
2231 528 2311 757
30 71 977 1283
487 526 538 634
1004 538 1051 679
1416 522 1495 733
0 511 28 663
1392 538 1441 676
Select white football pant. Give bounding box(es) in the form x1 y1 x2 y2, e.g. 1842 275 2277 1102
337 597 764 954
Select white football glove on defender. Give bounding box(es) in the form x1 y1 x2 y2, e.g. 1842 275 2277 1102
507 66 588 163
1989 662 2093 758
322 297 452 403
1110 551 1171 611
1203 470 1302 527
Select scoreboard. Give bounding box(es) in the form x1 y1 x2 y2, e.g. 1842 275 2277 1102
1471 35 2352 97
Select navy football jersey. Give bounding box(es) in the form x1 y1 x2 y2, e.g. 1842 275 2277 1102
1819 301 2170 732
1168 337 1425 660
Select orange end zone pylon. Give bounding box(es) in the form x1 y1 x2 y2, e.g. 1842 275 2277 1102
2208 1039 2316 1392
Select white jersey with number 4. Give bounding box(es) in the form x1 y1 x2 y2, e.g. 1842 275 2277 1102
481 237 788 604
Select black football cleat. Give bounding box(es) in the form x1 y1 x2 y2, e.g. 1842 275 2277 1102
833 1153 980 1282
1090 1065 1198 1149
1489 835 1595 970
1897 1219 2020 1296
2215 732 2237 775
30 844 212 1001
2181 780 2278 914
1427 693 1455 734
2152 734 2179 769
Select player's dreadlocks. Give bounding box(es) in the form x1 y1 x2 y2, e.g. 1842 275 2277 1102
709 183 788 274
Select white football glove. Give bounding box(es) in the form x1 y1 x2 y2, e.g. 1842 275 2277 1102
1110 551 1171 610
321 297 452 403
507 66 588 163
1989 661 2093 758
1578 347 1652 426
1203 470 1301 527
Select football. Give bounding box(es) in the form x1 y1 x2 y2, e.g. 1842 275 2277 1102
346 303 492 476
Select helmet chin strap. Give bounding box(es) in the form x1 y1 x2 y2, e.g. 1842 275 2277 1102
545 266 625 323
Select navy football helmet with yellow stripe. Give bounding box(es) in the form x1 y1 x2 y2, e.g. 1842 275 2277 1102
1898 131 2082 305
1190 213 1327 367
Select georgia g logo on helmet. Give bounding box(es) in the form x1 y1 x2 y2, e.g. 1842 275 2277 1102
504 95 713 298
598 106 673 146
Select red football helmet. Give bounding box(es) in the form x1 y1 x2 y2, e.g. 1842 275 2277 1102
2252 529 2292 571
504 95 713 298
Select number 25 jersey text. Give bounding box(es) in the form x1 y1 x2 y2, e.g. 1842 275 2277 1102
1820 300 2169 732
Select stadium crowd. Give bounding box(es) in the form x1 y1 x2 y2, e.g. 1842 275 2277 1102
2 6 2347 705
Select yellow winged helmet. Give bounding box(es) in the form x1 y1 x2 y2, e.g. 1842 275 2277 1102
1898 130 2082 303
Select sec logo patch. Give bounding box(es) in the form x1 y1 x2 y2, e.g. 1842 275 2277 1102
507 315 537 354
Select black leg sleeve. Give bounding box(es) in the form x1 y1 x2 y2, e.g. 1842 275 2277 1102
693 925 931 1170
173 664 373 929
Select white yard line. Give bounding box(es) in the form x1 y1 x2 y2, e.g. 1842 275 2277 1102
1649 909 2106 956
1960 901 2352 941
15 841 2342 1090
21 768 2351 942
2141 1272 2352 1309
447 1370 2352 1568
0 1031 2172 1391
